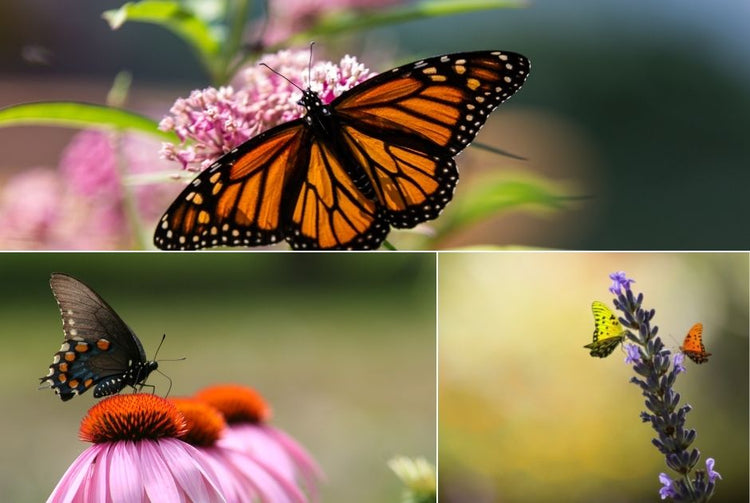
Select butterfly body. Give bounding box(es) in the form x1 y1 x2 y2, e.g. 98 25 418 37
40 273 157 401
154 50 530 250
680 322 711 364
585 301 627 358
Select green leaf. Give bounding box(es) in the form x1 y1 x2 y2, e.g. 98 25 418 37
437 176 574 237
0 102 177 141
102 1 221 80
284 0 526 44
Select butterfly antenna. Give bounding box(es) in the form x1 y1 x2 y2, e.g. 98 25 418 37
150 333 186 361
308 41 315 88
153 333 167 360
259 62 304 93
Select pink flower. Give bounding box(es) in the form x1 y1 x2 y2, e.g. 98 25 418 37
0 130 183 249
194 384 324 502
46 394 226 503
0 167 124 249
159 49 377 172
59 130 182 223
0 167 62 248
170 397 308 503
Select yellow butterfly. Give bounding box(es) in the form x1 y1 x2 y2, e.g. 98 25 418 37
584 301 627 358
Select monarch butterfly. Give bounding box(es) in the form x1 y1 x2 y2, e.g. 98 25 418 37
39 273 158 401
153 50 530 250
585 301 627 358
680 322 711 364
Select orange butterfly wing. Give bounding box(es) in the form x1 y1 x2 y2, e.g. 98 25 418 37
680 322 712 364
155 123 306 249
333 51 530 227
287 138 386 249
154 51 530 250
154 122 385 250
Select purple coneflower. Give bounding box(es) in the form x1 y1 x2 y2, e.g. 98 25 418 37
47 394 225 503
159 49 376 173
171 397 307 503
194 384 323 502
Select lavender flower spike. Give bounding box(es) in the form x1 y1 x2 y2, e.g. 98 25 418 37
608 271 635 295
598 272 720 502
624 343 641 364
673 352 687 374
659 473 677 500
705 458 722 483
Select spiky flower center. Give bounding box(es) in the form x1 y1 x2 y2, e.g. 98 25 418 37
170 398 225 447
194 384 271 424
79 394 186 443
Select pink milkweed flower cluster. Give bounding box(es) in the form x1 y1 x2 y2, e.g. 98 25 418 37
59 130 180 222
47 386 322 503
0 130 180 250
158 49 377 173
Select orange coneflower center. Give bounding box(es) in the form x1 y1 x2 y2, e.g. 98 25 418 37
194 384 272 424
170 398 226 447
79 394 186 443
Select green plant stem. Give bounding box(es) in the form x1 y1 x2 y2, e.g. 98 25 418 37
110 132 147 250
220 0 252 85
382 239 397 251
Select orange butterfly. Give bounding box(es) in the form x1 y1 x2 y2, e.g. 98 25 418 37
153 51 530 250
680 322 711 364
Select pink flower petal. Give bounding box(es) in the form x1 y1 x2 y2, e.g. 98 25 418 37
109 441 146 502
47 443 101 503
138 439 181 502
89 444 111 503
200 447 254 503
267 425 325 481
158 438 225 503
229 425 296 478
221 445 305 503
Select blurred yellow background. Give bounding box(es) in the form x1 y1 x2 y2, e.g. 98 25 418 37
439 252 748 502
1 252 436 503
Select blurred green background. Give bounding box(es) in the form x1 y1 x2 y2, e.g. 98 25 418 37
1 253 436 502
1 1 748 249
439 253 748 501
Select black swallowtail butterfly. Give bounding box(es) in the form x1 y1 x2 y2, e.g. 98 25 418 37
39 273 158 401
